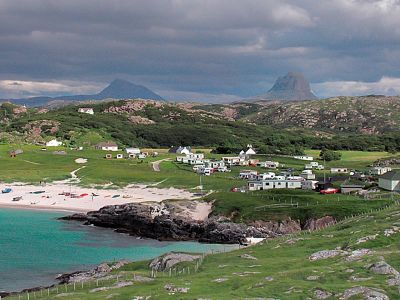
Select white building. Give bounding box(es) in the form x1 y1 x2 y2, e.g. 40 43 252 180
95 142 118 151
78 108 94 115
369 166 392 176
46 139 62 147
245 145 256 155
222 156 247 166
248 178 303 191
378 171 400 191
239 170 258 180
205 160 225 169
330 167 348 174
293 155 314 161
126 148 141 155
258 161 279 169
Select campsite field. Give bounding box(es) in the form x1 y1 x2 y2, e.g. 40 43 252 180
0 145 398 219
0 145 395 186
7 201 400 299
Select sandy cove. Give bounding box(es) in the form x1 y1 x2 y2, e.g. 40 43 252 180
0 182 200 213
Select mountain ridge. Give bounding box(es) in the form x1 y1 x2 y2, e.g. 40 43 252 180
1 79 163 107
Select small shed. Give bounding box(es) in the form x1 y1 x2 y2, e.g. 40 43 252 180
340 184 364 194
116 154 124 159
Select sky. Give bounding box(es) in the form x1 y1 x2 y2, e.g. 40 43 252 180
1 0 400 102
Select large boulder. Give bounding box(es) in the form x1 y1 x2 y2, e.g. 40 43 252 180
342 286 389 300
367 260 399 276
149 252 201 271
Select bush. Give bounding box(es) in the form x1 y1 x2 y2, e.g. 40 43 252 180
320 149 342 161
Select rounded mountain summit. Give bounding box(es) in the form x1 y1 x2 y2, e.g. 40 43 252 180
250 72 318 101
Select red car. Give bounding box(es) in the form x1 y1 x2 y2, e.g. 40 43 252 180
320 188 340 194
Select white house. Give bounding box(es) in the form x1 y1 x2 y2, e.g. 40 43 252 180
169 146 192 155
95 141 118 151
293 155 314 161
46 139 62 147
78 108 94 115
378 171 400 191
369 166 392 176
330 167 348 174
245 145 256 155
126 148 141 155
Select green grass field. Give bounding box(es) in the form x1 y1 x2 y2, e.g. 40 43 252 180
2 145 400 298
7 202 400 299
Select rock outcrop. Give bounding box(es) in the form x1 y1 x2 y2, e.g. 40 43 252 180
61 203 268 244
149 253 201 271
62 203 337 244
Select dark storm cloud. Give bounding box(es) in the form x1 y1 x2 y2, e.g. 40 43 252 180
1 0 400 100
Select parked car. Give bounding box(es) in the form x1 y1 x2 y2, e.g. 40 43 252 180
320 188 340 194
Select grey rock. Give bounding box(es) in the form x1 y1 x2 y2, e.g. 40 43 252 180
150 252 201 271
367 260 399 276
342 286 389 300
314 289 332 299
345 249 373 262
309 250 346 261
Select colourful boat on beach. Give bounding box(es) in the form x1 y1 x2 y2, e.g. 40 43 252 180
1 188 12 194
31 191 45 194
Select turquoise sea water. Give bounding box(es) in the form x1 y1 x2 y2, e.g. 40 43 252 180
0 208 232 292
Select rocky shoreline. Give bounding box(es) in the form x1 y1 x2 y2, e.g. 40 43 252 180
60 202 336 244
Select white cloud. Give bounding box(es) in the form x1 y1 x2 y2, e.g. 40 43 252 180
313 76 400 98
0 80 102 98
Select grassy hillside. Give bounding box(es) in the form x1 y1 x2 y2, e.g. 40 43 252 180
2 98 400 153
7 202 400 299
242 96 400 134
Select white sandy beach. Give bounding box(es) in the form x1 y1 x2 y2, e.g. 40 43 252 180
0 182 197 213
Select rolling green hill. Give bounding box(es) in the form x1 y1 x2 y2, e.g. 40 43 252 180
1 96 400 153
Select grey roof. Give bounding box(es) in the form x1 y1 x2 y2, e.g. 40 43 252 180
380 170 400 181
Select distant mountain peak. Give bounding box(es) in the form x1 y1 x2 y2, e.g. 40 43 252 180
97 79 163 100
3 79 164 107
250 72 318 101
